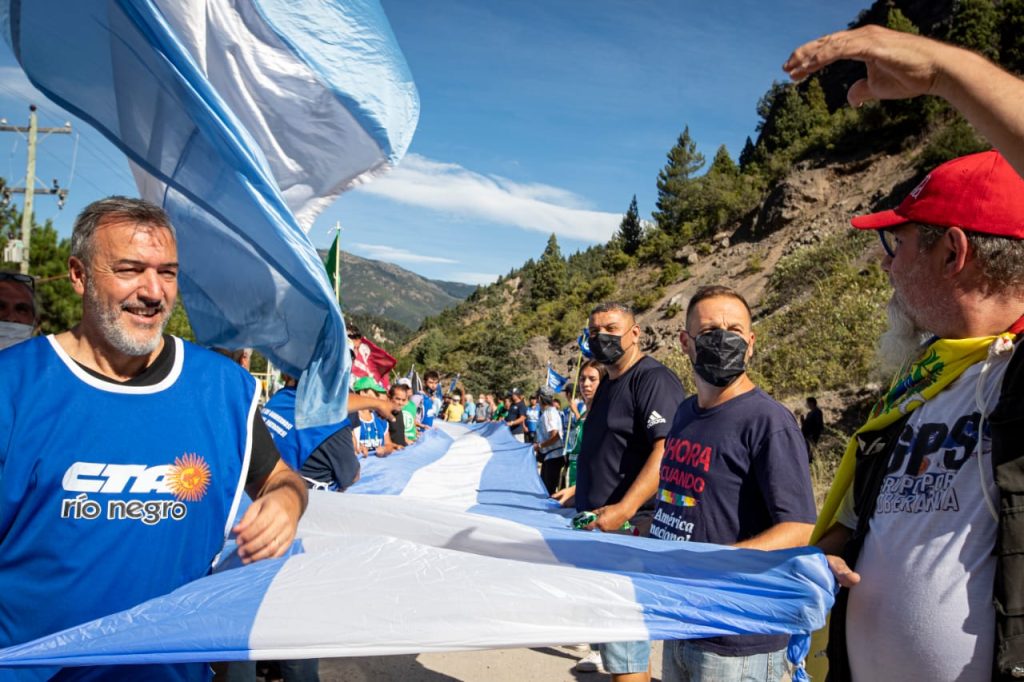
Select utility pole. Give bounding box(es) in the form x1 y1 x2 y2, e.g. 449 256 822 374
0 105 72 274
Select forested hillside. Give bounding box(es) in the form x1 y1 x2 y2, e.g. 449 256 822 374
399 0 1022 478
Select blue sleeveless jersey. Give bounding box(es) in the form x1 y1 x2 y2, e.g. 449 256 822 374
261 386 349 471
356 415 387 451
0 336 258 681
417 392 437 427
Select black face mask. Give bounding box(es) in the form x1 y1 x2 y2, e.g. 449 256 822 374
590 332 627 365
692 329 748 387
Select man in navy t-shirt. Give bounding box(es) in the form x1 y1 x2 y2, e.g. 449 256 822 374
555 301 685 682
654 285 816 682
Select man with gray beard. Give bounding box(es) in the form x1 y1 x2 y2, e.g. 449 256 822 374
814 152 1024 682
0 196 307 681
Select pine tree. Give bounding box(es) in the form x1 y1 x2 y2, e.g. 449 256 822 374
755 82 821 155
530 234 567 304
948 0 999 60
999 0 1024 73
653 126 705 236
738 136 757 170
886 6 920 35
708 145 739 177
617 195 643 256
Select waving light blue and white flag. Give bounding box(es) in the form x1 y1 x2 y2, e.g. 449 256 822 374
2 0 419 427
0 423 834 678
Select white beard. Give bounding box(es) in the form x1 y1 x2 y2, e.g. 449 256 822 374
85 277 169 357
877 296 931 377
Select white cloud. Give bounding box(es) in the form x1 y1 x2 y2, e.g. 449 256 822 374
352 242 458 264
356 154 620 242
450 271 500 286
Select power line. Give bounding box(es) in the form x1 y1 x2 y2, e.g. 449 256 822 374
0 105 72 274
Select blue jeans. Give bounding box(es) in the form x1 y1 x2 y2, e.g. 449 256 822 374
598 640 651 675
662 640 791 682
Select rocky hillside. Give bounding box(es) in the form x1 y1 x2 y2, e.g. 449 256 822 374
398 0 1018 488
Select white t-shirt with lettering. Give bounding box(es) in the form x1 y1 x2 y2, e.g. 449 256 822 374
839 355 1010 682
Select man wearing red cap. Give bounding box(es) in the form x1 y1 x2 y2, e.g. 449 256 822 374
814 150 1024 681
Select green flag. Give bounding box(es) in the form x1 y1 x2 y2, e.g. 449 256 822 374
325 231 341 305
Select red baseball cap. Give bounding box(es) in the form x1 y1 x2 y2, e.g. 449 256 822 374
851 150 1024 239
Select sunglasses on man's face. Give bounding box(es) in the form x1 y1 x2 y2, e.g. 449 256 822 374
0 272 35 291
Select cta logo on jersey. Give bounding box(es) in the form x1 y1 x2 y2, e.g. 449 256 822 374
60 454 211 526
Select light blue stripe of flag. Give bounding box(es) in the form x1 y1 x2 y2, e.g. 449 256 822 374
2 0 419 427
0 424 833 671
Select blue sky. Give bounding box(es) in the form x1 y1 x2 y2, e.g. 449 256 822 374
0 0 867 285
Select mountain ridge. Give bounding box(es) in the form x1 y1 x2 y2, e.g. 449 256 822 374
317 248 476 329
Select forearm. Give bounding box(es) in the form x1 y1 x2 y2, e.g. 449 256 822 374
936 49 1024 176
614 441 664 516
815 522 853 556
733 521 814 551
248 464 308 515
348 394 389 413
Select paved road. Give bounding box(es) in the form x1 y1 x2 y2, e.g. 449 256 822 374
319 643 665 681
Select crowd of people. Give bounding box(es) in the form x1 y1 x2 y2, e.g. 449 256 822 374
0 22 1023 682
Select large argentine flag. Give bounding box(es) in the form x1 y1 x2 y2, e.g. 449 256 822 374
1 0 419 427
0 424 834 675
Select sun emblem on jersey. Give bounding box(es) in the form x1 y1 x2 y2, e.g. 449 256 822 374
166 453 211 502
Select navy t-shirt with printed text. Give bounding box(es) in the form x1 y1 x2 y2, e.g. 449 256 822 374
575 355 685 511
652 387 817 655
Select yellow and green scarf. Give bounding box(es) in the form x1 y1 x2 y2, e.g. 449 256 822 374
811 331 1016 541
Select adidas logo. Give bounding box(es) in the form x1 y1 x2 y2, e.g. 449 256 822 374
647 411 666 429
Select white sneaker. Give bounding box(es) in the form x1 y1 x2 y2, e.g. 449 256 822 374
574 651 605 673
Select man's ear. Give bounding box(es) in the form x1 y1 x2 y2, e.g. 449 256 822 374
942 226 971 277
679 329 691 354
746 332 756 361
68 256 87 296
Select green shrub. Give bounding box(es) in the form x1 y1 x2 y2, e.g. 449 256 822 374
917 115 991 170
658 262 684 287
637 228 675 264
586 275 616 302
746 251 764 273
604 248 634 273
633 287 663 312
751 264 889 396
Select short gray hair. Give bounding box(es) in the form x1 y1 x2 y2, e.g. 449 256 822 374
71 196 175 266
918 224 1024 293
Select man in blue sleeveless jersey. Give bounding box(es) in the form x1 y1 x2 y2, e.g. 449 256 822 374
0 197 308 681
412 369 441 428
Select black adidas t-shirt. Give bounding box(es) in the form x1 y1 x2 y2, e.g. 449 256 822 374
77 336 280 487
575 355 685 511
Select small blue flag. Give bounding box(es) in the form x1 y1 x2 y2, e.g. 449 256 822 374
546 365 568 393
577 328 593 359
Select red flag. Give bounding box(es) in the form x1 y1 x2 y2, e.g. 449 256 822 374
351 337 397 388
